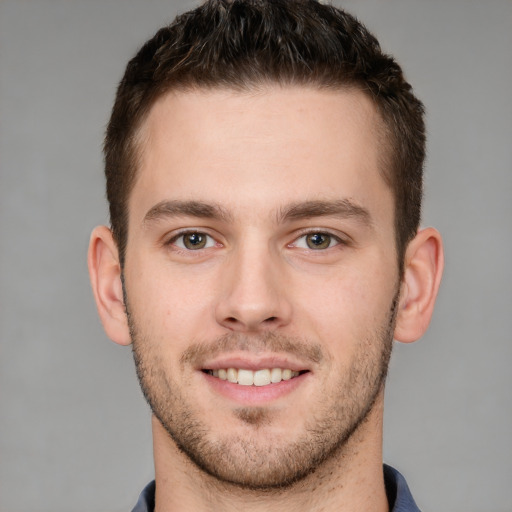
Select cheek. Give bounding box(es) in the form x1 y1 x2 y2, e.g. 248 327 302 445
125 262 217 348
294 260 397 343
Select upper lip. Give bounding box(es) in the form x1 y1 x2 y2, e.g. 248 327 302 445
199 354 311 372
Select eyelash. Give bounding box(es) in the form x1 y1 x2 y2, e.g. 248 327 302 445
166 230 219 251
289 231 345 251
165 229 346 253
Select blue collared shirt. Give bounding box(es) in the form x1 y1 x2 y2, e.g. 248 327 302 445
131 464 420 511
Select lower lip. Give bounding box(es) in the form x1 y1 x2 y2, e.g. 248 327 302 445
201 371 309 405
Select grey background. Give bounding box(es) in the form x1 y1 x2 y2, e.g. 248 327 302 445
0 1 511 511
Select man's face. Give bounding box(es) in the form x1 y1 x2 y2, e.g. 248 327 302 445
123 86 400 488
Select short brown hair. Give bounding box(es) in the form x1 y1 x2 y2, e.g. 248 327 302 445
104 0 425 266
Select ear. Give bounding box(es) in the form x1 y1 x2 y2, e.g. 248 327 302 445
88 226 132 346
394 227 444 343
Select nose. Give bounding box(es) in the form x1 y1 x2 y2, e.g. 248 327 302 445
215 242 292 333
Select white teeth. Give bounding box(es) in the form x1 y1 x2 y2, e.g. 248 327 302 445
208 367 301 386
270 368 282 383
253 369 271 386
237 369 254 386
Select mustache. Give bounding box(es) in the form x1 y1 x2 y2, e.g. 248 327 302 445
180 331 324 368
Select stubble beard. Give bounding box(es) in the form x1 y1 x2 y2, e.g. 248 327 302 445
127 295 398 491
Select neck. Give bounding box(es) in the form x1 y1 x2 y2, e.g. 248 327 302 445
152 396 389 512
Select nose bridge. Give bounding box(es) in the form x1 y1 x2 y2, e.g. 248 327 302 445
216 234 291 331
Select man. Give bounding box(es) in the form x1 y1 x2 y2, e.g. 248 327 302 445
88 1 443 510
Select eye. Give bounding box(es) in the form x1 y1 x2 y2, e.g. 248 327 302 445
172 232 216 250
293 232 340 250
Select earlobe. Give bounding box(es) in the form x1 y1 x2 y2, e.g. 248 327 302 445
87 226 132 346
394 227 444 343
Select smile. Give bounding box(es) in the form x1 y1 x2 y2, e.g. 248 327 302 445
204 368 304 386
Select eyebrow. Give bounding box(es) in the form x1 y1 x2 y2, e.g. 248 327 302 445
143 200 233 225
143 198 372 227
277 199 372 226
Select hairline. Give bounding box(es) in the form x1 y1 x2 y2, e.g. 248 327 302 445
120 80 402 269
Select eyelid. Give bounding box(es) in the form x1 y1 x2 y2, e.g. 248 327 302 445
161 227 350 251
288 229 349 249
164 229 220 250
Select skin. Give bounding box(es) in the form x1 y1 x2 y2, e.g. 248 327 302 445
89 86 444 512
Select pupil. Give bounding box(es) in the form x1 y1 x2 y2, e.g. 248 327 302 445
184 232 206 249
307 233 330 249
189 233 202 245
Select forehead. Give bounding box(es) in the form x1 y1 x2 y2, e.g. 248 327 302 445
131 85 391 224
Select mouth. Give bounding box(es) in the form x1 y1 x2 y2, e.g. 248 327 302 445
202 368 308 386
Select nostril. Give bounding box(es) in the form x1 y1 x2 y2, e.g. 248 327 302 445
225 316 276 324
219 313 284 331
